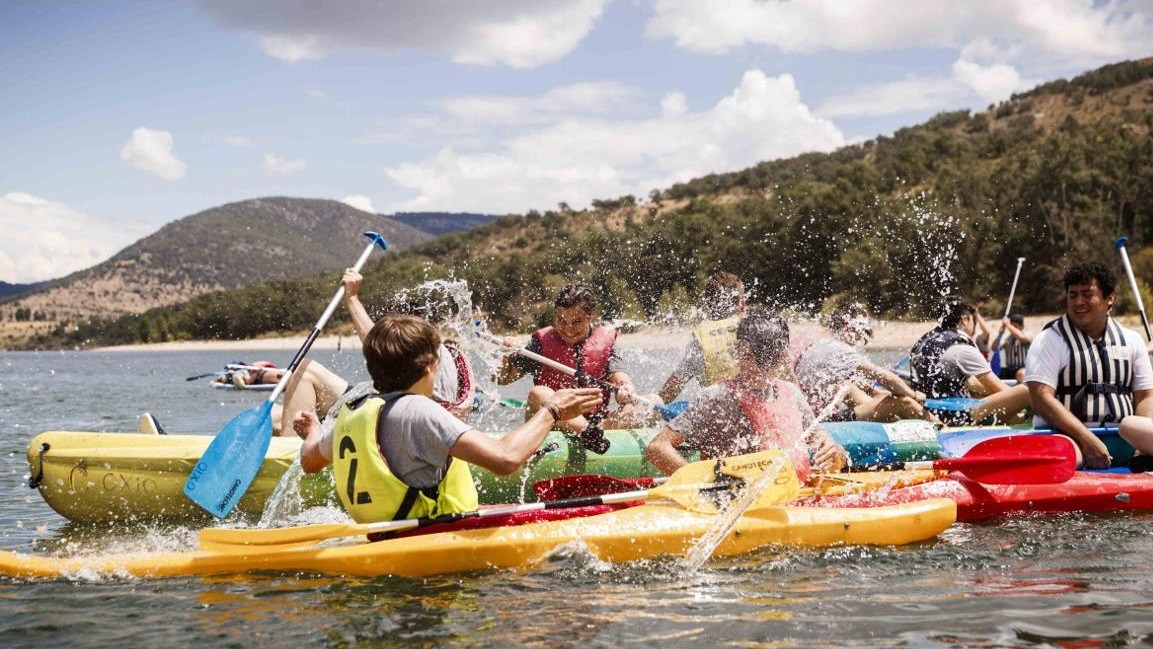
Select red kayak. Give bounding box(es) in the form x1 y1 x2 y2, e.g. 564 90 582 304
802 470 1153 522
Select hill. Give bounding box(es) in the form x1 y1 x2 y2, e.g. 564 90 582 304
389 212 501 237
22 57 1153 349
0 280 45 300
0 197 431 347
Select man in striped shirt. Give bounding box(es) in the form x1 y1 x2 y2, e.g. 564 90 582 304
1025 261 1153 469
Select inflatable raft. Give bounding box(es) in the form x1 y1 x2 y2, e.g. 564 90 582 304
803 468 1153 522
25 421 942 524
0 498 956 580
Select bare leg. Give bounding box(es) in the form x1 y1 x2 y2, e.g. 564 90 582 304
279 359 349 436
970 383 1031 425
859 388 940 425
1120 415 1153 456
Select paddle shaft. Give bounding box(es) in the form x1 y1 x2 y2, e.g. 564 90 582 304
1115 237 1152 341
479 331 669 414
267 232 388 402
991 257 1025 370
203 477 743 546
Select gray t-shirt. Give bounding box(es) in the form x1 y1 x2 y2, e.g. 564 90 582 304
668 380 816 459
320 392 473 489
939 344 992 385
793 337 867 411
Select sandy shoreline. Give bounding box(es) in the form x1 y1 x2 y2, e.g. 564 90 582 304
94 315 1070 353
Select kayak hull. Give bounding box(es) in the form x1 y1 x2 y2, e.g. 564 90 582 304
0 498 956 580
27 422 940 524
802 469 1153 522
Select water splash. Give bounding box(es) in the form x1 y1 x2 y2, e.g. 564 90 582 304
681 381 854 572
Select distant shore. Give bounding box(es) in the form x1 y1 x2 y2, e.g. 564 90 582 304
94 315 1070 353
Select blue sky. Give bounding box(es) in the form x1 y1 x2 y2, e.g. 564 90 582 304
1 0 1150 284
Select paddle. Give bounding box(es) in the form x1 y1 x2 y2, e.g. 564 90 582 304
183 231 389 517
198 450 802 548
990 256 1026 375
1115 236 1152 341
851 435 1075 484
186 371 226 381
477 331 683 420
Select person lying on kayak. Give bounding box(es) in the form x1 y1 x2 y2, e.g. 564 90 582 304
909 298 1031 425
493 283 652 452
1025 261 1153 469
656 269 745 405
645 308 848 481
280 269 478 435
294 313 602 523
788 298 939 426
211 361 283 388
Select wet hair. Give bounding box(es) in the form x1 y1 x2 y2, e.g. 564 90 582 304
554 284 597 314
703 270 744 319
736 308 790 369
1009 312 1025 325
1063 261 1116 297
363 314 441 393
825 298 872 333
939 299 977 330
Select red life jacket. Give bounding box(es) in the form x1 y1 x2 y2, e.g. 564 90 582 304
721 378 811 482
533 325 617 388
435 340 475 420
534 325 617 416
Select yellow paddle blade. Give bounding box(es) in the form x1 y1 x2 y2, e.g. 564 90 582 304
199 521 373 548
652 450 801 514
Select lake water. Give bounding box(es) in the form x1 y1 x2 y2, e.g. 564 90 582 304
3 345 1153 649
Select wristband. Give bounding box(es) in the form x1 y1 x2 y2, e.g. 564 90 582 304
542 402 562 421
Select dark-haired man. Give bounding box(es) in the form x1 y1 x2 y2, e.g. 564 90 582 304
1025 261 1153 469
296 314 602 524
645 309 847 481
495 284 645 448
909 298 1030 425
657 270 745 405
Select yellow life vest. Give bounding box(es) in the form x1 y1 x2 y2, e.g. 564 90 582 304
694 316 740 385
331 394 478 524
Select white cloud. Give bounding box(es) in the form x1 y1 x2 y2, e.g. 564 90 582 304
0 193 146 283
340 195 376 213
385 70 844 213
200 0 607 68
119 127 187 181
647 0 1152 64
817 52 1029 119
437 82 642 125
263 152 307 174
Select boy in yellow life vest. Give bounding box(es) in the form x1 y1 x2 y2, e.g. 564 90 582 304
295 314 601 524
657 270 746 405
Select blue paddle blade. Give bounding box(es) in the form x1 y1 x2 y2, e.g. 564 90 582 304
990 347 1002 376
925 396 984 412
184 400 274 517
655 400 688 421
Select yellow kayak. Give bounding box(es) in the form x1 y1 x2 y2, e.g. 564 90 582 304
0 498 956 580
26 428 666 523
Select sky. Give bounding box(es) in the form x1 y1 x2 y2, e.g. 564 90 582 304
1 0 1150 284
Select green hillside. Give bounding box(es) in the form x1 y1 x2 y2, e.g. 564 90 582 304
41 58 1153 348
